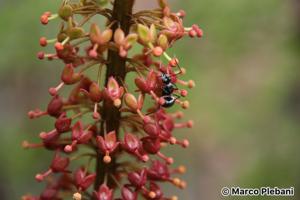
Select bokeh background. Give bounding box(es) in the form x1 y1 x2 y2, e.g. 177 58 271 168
0 0 299 199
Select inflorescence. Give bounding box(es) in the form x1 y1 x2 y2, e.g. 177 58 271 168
22 0 202 199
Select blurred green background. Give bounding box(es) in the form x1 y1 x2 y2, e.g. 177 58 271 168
0 0 300 199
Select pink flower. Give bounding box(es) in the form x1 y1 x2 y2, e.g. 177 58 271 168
64 121 93 152
35 153 70 182
122 133 149 162
128 169 147 188
61 64 82 85
97 131 120 163
104 77 124 107
147 160 170 181
74 167 96 191
94 184 114 200
55 112 72 133
121 186 137 200
135 70 158 93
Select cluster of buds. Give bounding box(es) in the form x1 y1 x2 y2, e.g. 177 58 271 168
23 0 202 199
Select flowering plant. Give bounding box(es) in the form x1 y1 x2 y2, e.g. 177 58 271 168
23 0 202 199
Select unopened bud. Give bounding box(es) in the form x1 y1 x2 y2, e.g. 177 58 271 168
178 165 187 174
137 24 151 44
148 191 156 199
64 145 73 153
187 120 194 128
113 99 122 107
35 174 44 182
180 180 187 189
124 93 138 111
180 89 188 97
152 46 163 57
58 5 73 20
103 155 111 163
73 192 82 200
188 80 195 88
114 28 125 45
22 140 30 149
182 139 189 148
181 101 190 109
158 34 168 50
39 37 47 46
55 42 64 51
37 52 45 60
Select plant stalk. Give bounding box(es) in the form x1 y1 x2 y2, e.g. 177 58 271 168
94 0 135 194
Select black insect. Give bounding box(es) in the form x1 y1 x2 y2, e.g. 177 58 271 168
161 94 181 108
159 61 183 108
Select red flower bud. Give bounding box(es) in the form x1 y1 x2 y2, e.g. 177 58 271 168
55 42 64 51
39 37 48 46
47 95 63 117
188 29 197 37
142 137 161 154
40 14 49 25
37 51 45 59
192 24 203 38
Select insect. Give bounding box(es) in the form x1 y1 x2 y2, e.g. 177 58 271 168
159 61 183 108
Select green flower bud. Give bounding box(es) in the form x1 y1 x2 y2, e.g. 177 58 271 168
137 24 151 44
125 33 138 45
58 5 73 20
124 93 138 111
158 34 169 50
68 27 85 40
149 24 157 43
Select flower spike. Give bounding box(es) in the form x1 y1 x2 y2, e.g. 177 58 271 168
25 0 202 199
